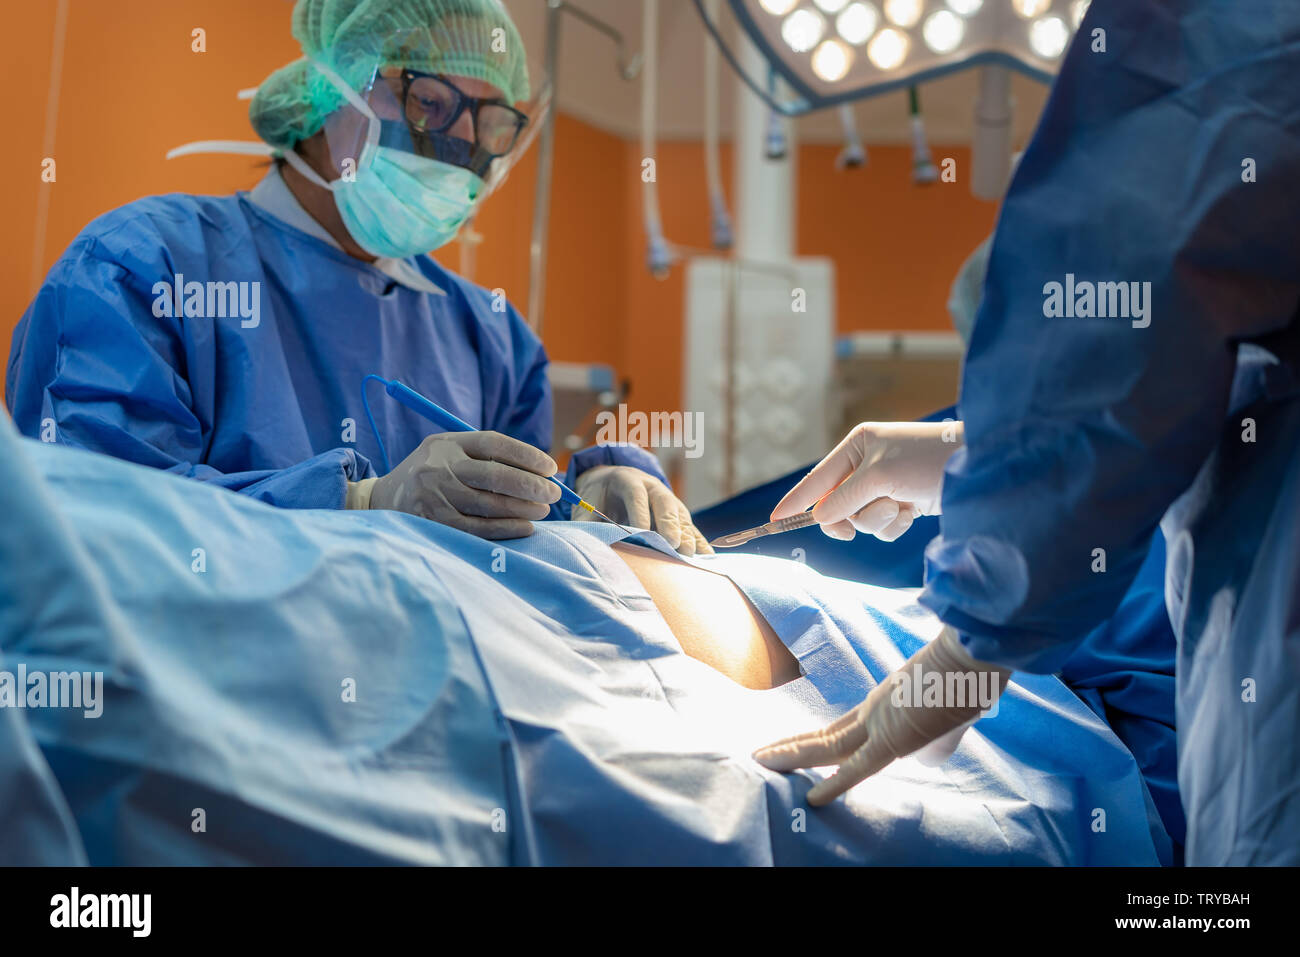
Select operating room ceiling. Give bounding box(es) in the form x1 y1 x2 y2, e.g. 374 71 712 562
503 0 1051 144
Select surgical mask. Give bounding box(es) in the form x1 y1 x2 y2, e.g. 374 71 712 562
278 63 484 258
283 142 482 258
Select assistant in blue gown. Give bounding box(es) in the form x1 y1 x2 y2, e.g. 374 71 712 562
917 0 1300 864
6 163 665 513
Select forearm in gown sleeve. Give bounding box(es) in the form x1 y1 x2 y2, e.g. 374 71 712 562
918 0 1300 673
6 249 373 510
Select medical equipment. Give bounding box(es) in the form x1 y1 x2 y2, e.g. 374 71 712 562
703 0 735 248
907 86 939 184
834 103 867 170
773 420 957 542
682 261 835 509
371 376 635 535
697 0 1086 114
709 510 817 548
642 0 673 278
695 0 1091 197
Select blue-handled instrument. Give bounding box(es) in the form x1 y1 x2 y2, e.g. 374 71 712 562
372 376 635 535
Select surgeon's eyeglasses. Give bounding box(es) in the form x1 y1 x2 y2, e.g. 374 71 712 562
395 70 529 159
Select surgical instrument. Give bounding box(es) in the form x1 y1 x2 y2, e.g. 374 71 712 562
374 376 637 535
709 511 818 548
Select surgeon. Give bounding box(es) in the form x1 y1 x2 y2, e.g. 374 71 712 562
6 0 708 554
756 0 1300 865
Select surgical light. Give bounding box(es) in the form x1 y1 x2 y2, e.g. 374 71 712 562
883 0 922 28
1071 0 1091 28
696 0 1086 188
867 27 909 69
782 8 826 52
1028 15 1069 58
812 38 854 81
836 2 880 45
922 10 965 54
1012 0 1051 18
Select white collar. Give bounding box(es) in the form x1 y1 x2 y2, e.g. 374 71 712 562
247 165 446 297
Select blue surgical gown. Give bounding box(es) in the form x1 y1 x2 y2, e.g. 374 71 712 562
5 187 663 511
919 0 1300 864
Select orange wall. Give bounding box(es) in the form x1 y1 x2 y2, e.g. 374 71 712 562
3 0 997 423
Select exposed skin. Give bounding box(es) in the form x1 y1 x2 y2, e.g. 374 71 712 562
611 542 799 690
280 72 502 262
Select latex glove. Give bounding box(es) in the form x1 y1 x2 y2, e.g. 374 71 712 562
573 465 712 556
771 420 964 542
753 626 1010 805
351 431 561 538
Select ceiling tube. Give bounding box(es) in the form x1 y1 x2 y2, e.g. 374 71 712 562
642 0 673 277
908 85 939 184
703 0 734 249
836 103 867 169
527 1 563 333
971 64 1014 200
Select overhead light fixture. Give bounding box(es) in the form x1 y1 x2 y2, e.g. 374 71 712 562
697 0 1082 115
923 9 966 54
883 0 923 28
812 38 854 80
1028 15 1069 58
781 7 826 52
867 27 910 70
1012 0 1052 18
697 0 1087 202
836 1 880 45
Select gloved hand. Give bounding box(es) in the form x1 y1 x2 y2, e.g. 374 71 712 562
771 420 964 541
349 431 562 538
572 465 712 556
753 626 1011 805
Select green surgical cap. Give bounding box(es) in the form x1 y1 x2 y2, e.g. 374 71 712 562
251 0 530 151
